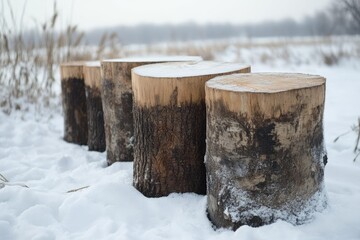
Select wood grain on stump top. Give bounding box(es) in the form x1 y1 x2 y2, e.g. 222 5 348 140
206 73 325 93
206 73 325 117
132 61 251 107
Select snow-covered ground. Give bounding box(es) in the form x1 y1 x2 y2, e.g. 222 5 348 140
1 38 360 240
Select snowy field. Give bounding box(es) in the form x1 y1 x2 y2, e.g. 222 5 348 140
1 38 360 239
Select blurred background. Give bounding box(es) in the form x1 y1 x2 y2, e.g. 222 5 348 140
0 0 359 115
3 0 359 44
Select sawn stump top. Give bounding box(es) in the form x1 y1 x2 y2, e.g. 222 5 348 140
206 73 325 93
132 61 250 78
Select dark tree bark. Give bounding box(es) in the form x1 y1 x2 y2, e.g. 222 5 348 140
100 57 202 165
84 63 106 152
205 73 327 229
132 61 251 197
133 102 207 197
60 62 88 145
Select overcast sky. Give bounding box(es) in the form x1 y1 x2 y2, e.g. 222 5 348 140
3 0 333 31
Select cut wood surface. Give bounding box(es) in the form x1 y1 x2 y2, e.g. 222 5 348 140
100 56 202 165
132 61 251 107
83 62 106 152
60 62 88 145
205 73 327 229
132 61 251 197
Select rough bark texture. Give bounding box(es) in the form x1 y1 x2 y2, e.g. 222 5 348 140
101 62 150 164
101 58 202 165
205 73 327 229
61 77 88 145
133 101 206 197
132 62 251 197
85 86 106 151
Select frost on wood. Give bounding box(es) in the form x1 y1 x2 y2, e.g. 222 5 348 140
100 56 203 165
60 63 88 145
132 61 251 197
205 73 327 229
132 61 250 78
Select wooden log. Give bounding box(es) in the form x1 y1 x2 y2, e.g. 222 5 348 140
132 61 251 197
101 56 202 165
205 73 327 229
60 62 88 145
83 62 106 152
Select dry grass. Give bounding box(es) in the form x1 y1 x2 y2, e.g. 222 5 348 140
0 1 123 115
122 35 360 67
1 1 75 114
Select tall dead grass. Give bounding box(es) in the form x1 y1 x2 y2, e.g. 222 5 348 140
0 1 121 115
1 1 77 114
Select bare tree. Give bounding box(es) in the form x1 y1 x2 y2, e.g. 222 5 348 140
341 0 360 33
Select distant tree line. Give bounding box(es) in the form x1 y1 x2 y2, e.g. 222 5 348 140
81 0 360 45
20 0 359 46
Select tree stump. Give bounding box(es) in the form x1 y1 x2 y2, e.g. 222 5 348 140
83 62 106 152
60 62 88 145
132 61 251 197
205 73 327 229
101 56 202 165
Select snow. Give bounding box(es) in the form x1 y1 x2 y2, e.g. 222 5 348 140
84 61 101 67
101 56 202 63
60 62 85 67
1 39 360 240
219 183 327 226
133 61 250 78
